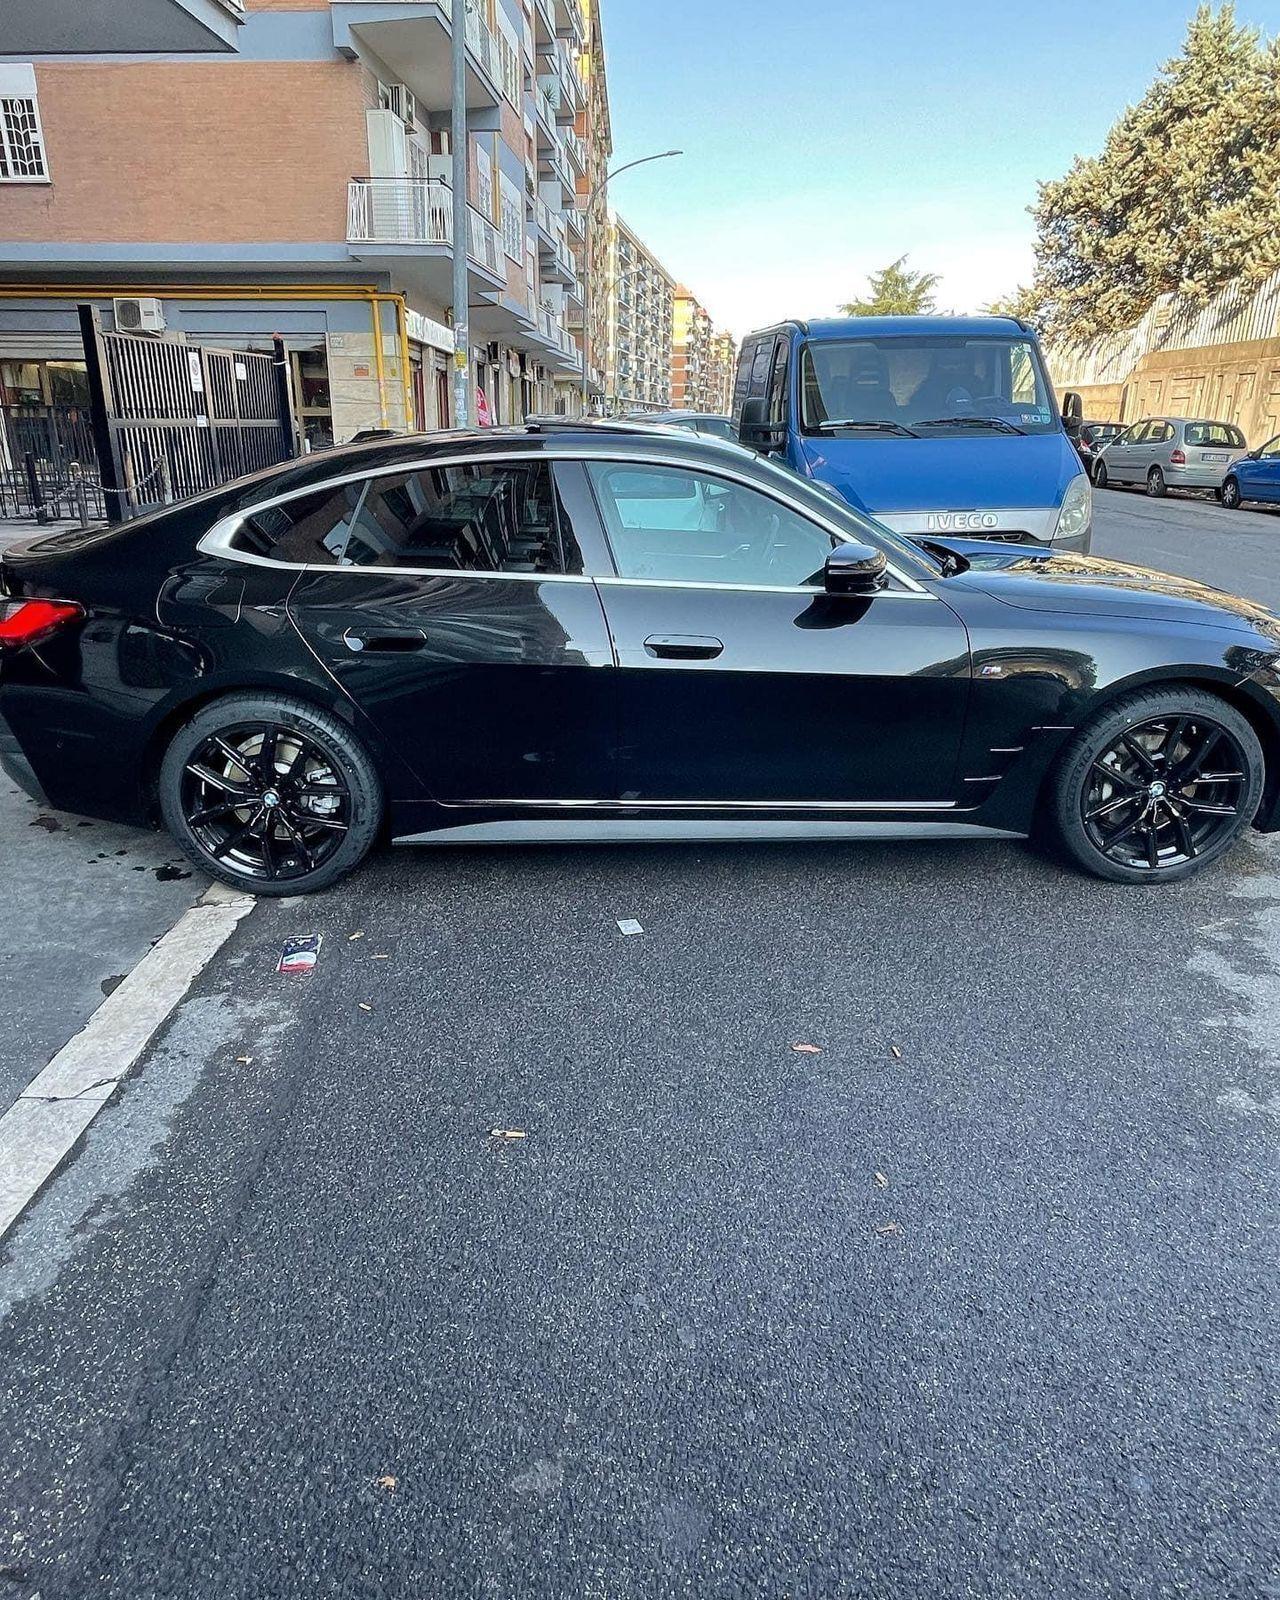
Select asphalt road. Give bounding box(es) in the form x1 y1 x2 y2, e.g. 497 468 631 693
1092 482 1280 607
0 492 1276 1600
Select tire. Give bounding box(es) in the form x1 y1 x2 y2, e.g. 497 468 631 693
1047 687 1264 884
1093 460 1109 489
1146 466 1167 498
159 693 384 896
1221 476 1242 510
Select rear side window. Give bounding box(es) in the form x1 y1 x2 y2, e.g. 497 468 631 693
748 339 775 399
235 482 366 564
1185 422 1245 448
235 460 579 572
732 342 755 420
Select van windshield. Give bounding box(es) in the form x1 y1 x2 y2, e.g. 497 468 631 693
799 336 1059 438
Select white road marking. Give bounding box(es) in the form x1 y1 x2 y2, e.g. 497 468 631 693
0 884 254 1242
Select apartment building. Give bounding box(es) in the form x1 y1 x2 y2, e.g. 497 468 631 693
578 0 612 403
670 286 734 413
708 331 738 414
0 0 601 447
604 213 675 411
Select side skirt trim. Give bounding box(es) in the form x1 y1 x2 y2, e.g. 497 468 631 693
393 819 1026 846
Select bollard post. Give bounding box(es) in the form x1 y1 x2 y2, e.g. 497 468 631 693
23 453 46 524
71 462 90 529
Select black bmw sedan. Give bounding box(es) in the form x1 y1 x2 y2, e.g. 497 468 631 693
2 422 1279 895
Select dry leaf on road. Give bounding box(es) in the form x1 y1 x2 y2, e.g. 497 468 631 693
875 1222 903 1236
791 1043 823 1055
874 1172 889 1189
889 1044 903 1059
375 1475 397 1492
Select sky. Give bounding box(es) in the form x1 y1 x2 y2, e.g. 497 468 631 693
601 0 1280 337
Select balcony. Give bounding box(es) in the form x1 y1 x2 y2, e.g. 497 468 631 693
6 0 246 51
537 138 575 204
554 0 585 46
563 127 588 176
346 177 505 301
564 204 586 243
331 0 501 114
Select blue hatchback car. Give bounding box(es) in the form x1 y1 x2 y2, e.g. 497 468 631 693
1221 436 1280 510
733 315 1092 553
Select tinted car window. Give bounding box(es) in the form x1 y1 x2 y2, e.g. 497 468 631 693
1185 422 1245 448
587 462 835 588
748 339 775 398
240 461 578 573
235 481 368 565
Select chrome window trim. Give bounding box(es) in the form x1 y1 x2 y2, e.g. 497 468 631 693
195 444 932 596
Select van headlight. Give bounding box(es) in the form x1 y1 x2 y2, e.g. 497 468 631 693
1055 474 1092 543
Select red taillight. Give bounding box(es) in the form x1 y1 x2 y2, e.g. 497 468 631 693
0 599 83 650
1170 448 1186 466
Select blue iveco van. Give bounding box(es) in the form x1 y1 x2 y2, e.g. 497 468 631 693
733 315 1092 553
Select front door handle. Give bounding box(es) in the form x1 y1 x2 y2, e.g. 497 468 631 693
343 627 428 653
643 634 724 661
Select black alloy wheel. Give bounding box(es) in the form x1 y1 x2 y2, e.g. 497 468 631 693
160 695 383 894
1221 476 1242 510
1147 466 1167 498
1050 689 1264 883
1093 460 1109 489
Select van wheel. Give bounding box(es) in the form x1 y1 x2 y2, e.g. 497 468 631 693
1047 688 1263 884
160 694 383 896
1221 476 1242 509
1146 466 1167 498
1093 461 1108 489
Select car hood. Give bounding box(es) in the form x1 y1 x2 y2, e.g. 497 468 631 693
796 432 1080 514
928 539 1280 637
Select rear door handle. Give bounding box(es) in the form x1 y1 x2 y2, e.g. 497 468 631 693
642 634 724 661
342 627 428 653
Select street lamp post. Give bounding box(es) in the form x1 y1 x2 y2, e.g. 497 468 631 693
580 150 682 417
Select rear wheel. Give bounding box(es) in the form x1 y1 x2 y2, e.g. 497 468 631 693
160 694 383 895
1093 460 1109 489
1146 466 1167 498
1047 689 1263 883
1221 476 1242 509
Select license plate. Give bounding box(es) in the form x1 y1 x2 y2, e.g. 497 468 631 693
1203 452 1228 463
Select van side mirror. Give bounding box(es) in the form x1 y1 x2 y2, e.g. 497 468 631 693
739 395 784 453
1061 391 1083 438
824 541 888 596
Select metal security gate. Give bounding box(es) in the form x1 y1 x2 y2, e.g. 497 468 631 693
79 304 296 523
0 404 106 521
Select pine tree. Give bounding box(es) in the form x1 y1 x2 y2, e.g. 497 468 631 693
1017 4 1280 342
841 256 940 316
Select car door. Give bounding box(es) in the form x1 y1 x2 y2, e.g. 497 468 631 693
274 453 616 802
1105 422 1139 480
1251 436 1280 501
579 455 971 805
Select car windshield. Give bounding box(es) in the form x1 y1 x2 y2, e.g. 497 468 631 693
799 335 1058 437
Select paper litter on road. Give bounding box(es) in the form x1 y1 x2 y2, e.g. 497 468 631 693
616 919 644 936
278 935 322 975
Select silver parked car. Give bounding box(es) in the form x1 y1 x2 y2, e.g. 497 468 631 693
1093 416 1248 497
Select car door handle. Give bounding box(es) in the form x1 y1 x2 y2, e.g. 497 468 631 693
342 627 428 653
642 634 724 661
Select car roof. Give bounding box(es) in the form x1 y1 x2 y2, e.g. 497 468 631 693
1144 415 1239 427
741 314 1030 344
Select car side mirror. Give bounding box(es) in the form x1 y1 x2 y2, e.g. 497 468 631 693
1061 391 1083 438
739 395 784 453
824 541 888 596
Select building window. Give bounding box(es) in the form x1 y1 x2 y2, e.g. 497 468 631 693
0 66 48 183
500 175 523 262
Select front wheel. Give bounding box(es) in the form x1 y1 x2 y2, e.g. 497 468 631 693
1047 689 1264 883
1221 476 1242 510
159 694 384 895
1093 460 1109 489
1146 466 1167 498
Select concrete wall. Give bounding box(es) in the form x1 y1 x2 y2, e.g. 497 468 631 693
1058 337 1280 444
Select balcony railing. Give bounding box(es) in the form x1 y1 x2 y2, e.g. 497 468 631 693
564 128 587 174
347 178 502 276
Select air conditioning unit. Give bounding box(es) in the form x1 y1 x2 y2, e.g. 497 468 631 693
113 296 166 335
387 83 417 129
